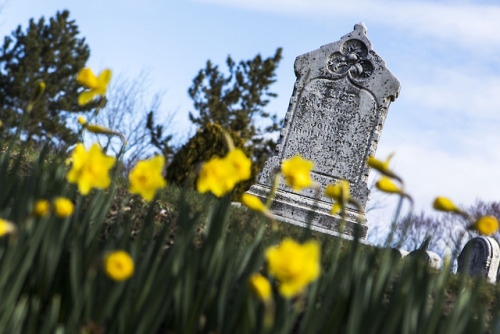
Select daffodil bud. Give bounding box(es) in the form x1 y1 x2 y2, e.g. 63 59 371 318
249 273 272 302
432 197 460 213
85 124 127 145
325 180 350 201
0 218 16 237
241 194 268 213
375 177 403 194
52 197 74 218
33 199 50 218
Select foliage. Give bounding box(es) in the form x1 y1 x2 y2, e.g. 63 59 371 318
0 10 90 144
2 137 500 332
188 48 283 167
146 109 176 163
167 123 258 200
0 140 499 333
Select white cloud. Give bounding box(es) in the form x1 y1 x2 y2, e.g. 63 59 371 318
194 0 500 52
404 67 500 120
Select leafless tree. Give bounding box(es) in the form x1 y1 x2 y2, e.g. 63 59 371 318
88 70 175 170
387 199 500 260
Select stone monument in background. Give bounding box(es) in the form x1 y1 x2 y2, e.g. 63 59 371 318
246 23 400 239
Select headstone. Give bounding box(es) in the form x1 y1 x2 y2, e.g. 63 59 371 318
246 23 400 238
392 248 409 259
457 236 500 283
408 249 442 270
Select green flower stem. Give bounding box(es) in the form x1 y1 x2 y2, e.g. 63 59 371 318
385 193 405 246
266 172 282 208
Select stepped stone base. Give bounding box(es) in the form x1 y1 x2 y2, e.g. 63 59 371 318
247 184 368 239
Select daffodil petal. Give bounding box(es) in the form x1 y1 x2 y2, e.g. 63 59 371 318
77 68 99 89
97 69 112 94
78 91 98 105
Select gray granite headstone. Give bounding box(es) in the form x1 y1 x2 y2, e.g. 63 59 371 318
457 236 500 283
408 249 442 270
247 23 400 238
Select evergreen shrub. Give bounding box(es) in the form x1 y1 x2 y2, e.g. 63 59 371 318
166 123 258 200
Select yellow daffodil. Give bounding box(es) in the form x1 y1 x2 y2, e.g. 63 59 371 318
53 197 74 218
66 143 116 195
367 153 401 180
375 177 404 195
432 197 461 213
197 149 251 197
76 68 112 105
128 155 167 201
475 216 499 236
78 117 86 125
249 273 272 302
281 155 314 192
197 157 236 197
33 199 50 218
241 193 268 213
0 218 16 237
226 149 252 182
265 238 320 298
325 180 350 214
104 250 134 281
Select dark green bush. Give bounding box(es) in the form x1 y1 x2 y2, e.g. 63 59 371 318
166 123 259 200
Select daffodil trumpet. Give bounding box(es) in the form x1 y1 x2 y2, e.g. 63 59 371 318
281 155 315 192
324 180 365 225
465 216 499 236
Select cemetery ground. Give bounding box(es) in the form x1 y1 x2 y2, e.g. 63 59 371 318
2 143 500 333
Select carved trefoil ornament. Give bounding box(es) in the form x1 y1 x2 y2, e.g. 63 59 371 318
327 39 374 80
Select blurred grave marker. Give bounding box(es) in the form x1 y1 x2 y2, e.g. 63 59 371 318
457 236 500 283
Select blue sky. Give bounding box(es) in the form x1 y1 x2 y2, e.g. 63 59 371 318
2 0 500 238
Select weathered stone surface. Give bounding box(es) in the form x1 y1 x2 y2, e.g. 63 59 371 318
392 248 409 258
247 23 400 238
457 236 500 283
408 250 442 270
